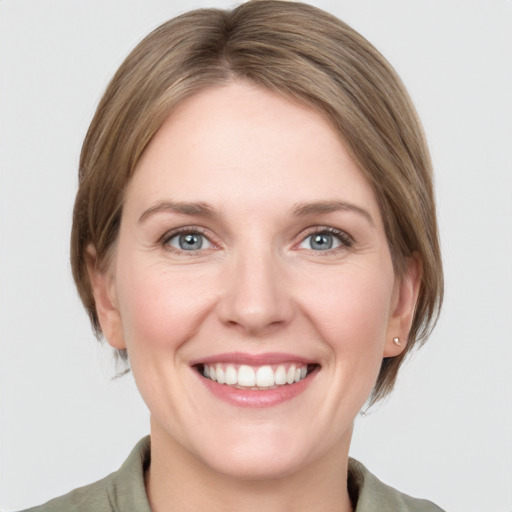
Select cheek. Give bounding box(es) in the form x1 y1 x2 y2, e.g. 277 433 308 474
115 258 218 352
301 262 395 359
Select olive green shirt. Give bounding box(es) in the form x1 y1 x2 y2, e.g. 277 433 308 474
21 437 445 512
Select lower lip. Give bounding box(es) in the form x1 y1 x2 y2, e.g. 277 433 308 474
197 370 317 408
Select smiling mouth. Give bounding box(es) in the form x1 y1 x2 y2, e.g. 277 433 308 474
195 363 319 390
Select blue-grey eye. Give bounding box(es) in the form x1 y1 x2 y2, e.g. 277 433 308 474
299 232 343 251
168 232 212 251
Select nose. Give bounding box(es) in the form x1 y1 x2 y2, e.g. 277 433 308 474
217 248 294 336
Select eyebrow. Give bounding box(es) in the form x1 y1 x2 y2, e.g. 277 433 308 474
138 199 375 226
292 200 375 226
138 201 217 223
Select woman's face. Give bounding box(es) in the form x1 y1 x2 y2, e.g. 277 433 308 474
90 81 417 479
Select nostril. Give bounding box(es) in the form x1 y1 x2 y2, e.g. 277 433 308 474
216 262 293 333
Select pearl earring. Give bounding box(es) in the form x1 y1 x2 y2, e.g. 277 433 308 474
393 337 401 346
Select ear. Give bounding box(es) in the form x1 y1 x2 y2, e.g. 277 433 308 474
383 254 422 357
85 245 126 350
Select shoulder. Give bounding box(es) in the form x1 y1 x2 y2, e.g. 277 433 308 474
19 437 152 512
348 458 445 512
19 476 114 512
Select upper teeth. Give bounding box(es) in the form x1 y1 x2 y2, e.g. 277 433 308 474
203 363 308 388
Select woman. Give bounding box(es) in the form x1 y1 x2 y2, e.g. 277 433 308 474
24 1 443 511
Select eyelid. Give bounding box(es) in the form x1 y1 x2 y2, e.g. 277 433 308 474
157 224 354 255
295 226 354 251
159 226 218 253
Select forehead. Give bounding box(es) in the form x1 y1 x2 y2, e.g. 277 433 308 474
126 81 382 223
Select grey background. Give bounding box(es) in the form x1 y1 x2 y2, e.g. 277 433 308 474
1 1 511 511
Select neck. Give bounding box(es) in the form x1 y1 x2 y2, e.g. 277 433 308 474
145 418 354 512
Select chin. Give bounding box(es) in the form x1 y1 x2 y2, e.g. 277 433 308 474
188 423 322 481
207 447 308 481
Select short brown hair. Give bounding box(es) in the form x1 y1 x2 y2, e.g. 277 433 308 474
71 0 443 403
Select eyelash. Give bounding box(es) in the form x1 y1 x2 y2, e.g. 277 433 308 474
160 227 215 255
298 227 354 253
159 226 354 255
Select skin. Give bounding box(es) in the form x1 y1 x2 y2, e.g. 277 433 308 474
87 81 420 512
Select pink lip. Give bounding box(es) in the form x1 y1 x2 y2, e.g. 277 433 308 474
199 372 317 408
191 352 319 408
190 352 316 366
